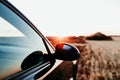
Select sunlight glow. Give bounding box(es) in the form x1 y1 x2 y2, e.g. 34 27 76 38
56 37 66 41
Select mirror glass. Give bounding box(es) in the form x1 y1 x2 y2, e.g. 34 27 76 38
55 43 80 61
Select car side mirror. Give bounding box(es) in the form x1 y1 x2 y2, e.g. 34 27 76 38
19 43 80 79
54 43 80 61
21 43 80 71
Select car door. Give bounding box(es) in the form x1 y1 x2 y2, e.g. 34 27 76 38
0 1 79 80
0 1 56 79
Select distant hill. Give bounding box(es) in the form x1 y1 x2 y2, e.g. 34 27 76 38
85 32 113 40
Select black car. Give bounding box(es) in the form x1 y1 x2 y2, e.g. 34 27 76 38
0 0 80 80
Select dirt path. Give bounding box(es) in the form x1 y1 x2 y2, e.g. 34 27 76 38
76 41 120 80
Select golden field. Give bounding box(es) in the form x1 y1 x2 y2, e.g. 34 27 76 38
76 40 120 80
47 36 120 80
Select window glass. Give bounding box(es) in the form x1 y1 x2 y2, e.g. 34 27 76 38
0 17 25 37
0 2 51 79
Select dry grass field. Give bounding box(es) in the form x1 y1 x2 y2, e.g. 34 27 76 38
47 36 120 80
76 39 120 80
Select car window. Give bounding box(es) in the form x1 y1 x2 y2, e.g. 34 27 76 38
0 2 50 79
0 17 25 37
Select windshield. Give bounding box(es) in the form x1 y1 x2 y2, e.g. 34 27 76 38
0 2 53 79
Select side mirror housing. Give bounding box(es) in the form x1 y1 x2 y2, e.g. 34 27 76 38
54 43 80 61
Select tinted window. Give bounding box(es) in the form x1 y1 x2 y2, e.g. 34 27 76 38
0 2 49 79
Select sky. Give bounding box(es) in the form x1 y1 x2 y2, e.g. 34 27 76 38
10 0 120 36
